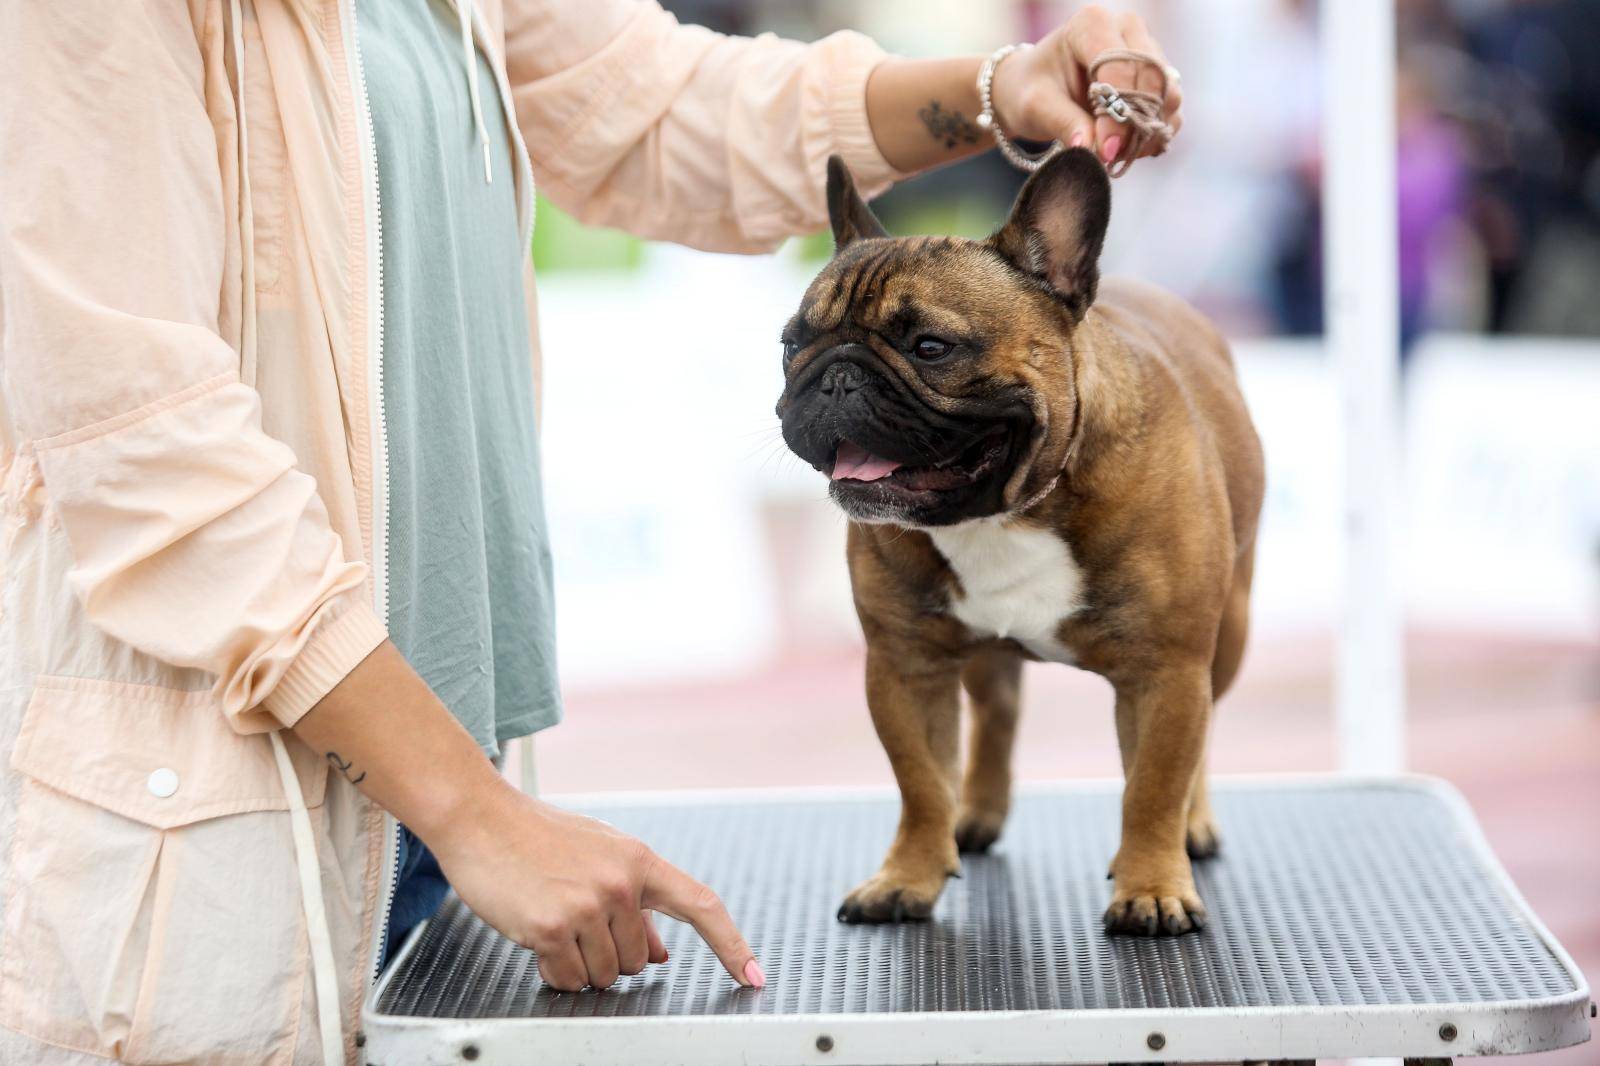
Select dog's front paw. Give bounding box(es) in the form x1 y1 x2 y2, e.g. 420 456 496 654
1104 855 1207 936
953 805 1006 854
837 868 950 924
1103 889 1207 936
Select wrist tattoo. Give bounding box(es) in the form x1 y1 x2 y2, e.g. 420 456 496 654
326 750 367 785
918 100 982 150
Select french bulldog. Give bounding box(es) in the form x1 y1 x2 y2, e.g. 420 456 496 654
776 150 1264 935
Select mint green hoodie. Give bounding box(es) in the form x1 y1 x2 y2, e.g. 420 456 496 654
362 0 560 757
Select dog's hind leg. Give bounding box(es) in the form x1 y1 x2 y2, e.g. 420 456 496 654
1210 544 1255 700
1188 544 1256 859
955 645 1023 854
1184 732 1220 859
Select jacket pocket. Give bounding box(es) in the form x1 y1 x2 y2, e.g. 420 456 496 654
2 675 328 1064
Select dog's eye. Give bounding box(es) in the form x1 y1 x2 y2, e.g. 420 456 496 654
912 337 953 361
782 340 799 365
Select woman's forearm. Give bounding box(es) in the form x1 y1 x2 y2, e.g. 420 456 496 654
864 56 990 175
865 9 1184 179
290 640 503 841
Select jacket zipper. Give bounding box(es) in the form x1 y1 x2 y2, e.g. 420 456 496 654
338 0 400 983
344 1 535 986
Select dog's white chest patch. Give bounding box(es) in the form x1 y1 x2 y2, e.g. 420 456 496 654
927 519 1084 663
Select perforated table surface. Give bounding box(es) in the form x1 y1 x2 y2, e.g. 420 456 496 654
363 776 1590 1065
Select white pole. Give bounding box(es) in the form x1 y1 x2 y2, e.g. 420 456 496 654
507 735 539 796
1322 0 1406 773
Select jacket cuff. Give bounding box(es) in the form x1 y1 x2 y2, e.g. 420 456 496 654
259 599 388 728
824 32 903 199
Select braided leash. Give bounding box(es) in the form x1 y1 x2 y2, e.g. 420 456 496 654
1086 49 1175 177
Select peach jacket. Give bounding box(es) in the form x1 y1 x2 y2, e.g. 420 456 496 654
0 1 896 1061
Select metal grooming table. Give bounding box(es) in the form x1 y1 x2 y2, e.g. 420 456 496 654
363 776 1591 1064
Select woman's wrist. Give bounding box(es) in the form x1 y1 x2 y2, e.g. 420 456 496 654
986 45 1056 146
409 765 529 857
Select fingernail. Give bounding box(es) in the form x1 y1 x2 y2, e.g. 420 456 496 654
1101 135 1123 163
1070 129 1087 149
743 959 767 989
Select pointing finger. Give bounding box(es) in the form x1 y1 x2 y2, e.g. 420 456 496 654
641 854 764 988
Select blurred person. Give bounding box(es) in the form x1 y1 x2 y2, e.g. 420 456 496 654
1392 0 1600 336
1396 59 1468 348
1456 0 1600 335
0 1 1182 1062
1266 3 1472 352
1259 0 1324 336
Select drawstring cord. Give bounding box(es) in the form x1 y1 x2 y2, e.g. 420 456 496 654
230 3 341 1062
228 0 259 387
456 0 493 183
271 732 346 1066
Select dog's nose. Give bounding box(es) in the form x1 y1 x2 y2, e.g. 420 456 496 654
819 359 868 398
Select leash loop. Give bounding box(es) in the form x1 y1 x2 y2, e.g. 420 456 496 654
1086 48 1177 177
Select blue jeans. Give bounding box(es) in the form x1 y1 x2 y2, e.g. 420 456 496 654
381 825 451 969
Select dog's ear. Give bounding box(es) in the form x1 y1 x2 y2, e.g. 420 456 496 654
827 154 888 250
989 147 1111 320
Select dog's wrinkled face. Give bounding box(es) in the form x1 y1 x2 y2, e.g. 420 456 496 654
776 149 1113 527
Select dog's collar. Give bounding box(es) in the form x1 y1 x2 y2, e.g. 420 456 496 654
1015 472 1064 514
1011 335 1084 515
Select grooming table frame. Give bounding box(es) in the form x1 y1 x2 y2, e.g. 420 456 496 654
362 775 1591 1065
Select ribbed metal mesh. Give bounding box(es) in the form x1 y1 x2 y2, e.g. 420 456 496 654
374 783 1576 1020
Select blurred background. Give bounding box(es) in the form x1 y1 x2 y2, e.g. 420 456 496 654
527 3 1599 1059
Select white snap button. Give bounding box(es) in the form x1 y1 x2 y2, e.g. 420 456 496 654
147 768 179 798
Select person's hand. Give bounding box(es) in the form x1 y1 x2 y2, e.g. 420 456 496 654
989 5 1183 166
427 781 764 992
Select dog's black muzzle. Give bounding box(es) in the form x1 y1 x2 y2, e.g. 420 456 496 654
777 344 990 473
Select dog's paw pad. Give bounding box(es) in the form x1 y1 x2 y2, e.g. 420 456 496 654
1104 891 1206 937
953 808 1005 854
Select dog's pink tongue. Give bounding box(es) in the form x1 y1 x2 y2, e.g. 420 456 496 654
831 441 902 482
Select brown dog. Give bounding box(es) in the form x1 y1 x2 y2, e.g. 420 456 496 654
776 150 1263 936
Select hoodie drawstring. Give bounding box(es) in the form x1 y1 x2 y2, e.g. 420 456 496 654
456 0 493 184
228 0 259 387
271 731 346 1066
230 4 343 1063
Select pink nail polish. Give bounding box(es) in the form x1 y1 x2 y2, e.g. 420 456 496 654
1070 130 1087 149
1102 135 1123 163
743 959 767 989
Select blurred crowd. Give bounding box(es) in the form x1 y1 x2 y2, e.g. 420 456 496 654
1281 0 1600 345
648 0 1600 346
1404 0 1600 340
